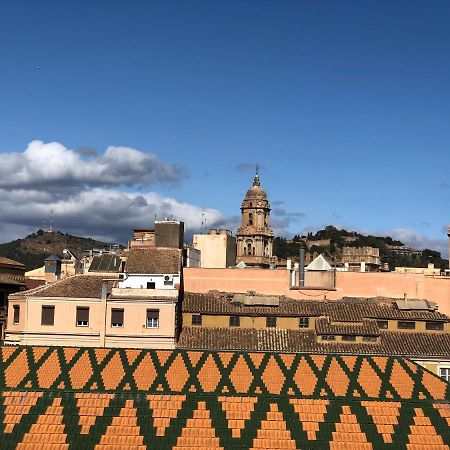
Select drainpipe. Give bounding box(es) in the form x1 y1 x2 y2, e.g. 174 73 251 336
100 277 123 348
299 247 305 287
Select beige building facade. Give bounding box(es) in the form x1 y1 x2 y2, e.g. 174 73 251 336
193 229 236 268
341 246 380 271
236 170 274 267
5 247 183 349
395 263 442 276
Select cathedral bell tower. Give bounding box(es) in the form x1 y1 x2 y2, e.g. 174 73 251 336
236 168 274 267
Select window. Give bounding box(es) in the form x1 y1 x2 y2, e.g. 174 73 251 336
147 309 159 328
266 317 277 328
111 308 124 327
322 335 336 341
440 368 450 382
76 307 89 327
377 320 388 329
398 321 415 330
342 335 356 342
147 282 156 289
299 318 309 328
192 314 202 326
426 321 444 331
248 213 253 226
41 306 55 326
13 305 20 324
229 316 240 327
362 336 377 342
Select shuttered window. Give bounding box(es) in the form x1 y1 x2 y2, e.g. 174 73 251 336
111 309 124 327
322 335 335 341
76 307 89 326
147 309 159 328
398 321 415 330
41 306 55 326
192 314 202 326
229 316 240 327
299 318 309 328
426 321 444 331
266 317 277 328
13 305 20 324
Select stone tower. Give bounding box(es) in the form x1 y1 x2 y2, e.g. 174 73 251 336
236 169 273 267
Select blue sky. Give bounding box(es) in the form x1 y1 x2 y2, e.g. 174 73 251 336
0 1 449 256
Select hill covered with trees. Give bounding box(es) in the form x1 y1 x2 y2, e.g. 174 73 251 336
0 230 117 270
273 225 449 270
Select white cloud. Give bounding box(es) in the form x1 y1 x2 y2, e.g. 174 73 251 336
0 140 228 243
0 187 226 244
0 140 185 191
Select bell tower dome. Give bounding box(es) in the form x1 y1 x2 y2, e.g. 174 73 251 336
236 168 273 267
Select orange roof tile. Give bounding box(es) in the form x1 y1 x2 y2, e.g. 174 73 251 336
0 346 449 448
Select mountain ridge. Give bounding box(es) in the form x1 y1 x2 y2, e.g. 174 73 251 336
0 230 118 270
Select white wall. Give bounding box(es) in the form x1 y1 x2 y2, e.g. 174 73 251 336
118 274 180 290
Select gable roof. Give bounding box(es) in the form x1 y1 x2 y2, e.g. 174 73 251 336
12 274 118 298
306 254 332 271
0 256 25 268
0 275 25 286
179 326 450 358
0 346 449 448
183 292 450 321
125 247 181 274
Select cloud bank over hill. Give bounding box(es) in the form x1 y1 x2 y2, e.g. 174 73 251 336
0 140 227 243
1 140 447 258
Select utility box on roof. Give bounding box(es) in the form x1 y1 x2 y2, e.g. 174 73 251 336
44 255 61 283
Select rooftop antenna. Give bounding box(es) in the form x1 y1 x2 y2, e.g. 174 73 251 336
256 163 259 176
49 209 53 232
201 213 206 234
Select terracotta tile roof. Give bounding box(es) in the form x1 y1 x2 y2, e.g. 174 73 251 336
315 318 380 336
24 277 46 290
0 275 25 286
0 256 25 268
125 247 181 274
183 291 450 321
0 346 449 448
179 326 450 358
13 275 118 298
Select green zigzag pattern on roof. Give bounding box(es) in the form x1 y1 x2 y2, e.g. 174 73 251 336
0 346 448 400
0 346 450 449
1 393 450 449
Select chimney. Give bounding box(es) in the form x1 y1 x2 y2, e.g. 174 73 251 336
44 255 61 283
101 281 108 300
209 229 217 235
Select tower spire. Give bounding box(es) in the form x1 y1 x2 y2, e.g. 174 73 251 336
253 164 260 186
